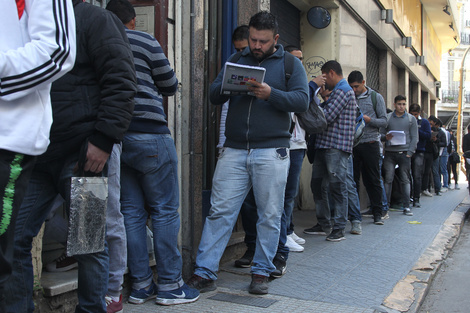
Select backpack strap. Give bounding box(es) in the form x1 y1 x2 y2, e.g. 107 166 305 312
284 51 295 85
371 90 377 113
228 51 243 63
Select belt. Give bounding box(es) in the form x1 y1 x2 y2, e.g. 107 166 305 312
387 151 407 154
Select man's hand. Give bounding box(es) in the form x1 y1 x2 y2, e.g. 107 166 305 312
84 142 110 173
363 114 371 123
247 80 271 100
312 74 326 87
385 133 393 141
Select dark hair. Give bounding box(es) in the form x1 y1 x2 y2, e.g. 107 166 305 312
394 95 406 103
284 45 300 53
347 70 364 84
232 25 249 43
409 103 421 113
106 0 136 24
249 11 278 34
436 119 443 127
321 60 343 76
428 115 438 123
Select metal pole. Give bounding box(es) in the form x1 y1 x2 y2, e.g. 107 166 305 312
456 46 470 155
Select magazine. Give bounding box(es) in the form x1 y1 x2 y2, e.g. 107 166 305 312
220 62 266 96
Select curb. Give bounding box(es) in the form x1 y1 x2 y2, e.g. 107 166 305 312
382 195 470 313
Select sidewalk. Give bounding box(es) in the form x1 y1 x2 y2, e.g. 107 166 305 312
123 185 470 313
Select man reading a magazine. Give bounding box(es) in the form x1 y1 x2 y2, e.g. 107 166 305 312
188 11 308 295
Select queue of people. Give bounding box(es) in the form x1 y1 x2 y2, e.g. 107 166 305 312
0 2 463 313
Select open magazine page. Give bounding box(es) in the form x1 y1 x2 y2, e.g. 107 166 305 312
220 62 266 96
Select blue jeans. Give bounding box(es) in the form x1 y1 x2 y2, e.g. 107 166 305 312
195 147 289 279
379 156 388 212
5 152 109 313
283 149 305 237
239 149 305 259
278 149 305 258
347 155 361 221
440 152 449 188
311 149 350 230
120 133 184 291
383 152 411 208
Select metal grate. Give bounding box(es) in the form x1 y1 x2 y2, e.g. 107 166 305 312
208 292 278 308
366 40 380 92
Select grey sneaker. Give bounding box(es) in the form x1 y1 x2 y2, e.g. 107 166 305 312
350 220 362 235
422 190 433 197
249 274 269 295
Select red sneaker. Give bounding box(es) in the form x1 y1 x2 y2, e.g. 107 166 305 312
105 294 123 313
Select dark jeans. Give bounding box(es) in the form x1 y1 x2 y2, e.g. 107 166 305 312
4 153 109 313
311 149 350 230
421 152 434 192
0 150 35 312
411 152 425 200
448 161 458 185
353 141 383 216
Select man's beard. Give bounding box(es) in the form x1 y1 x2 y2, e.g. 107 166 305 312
251 44 275 61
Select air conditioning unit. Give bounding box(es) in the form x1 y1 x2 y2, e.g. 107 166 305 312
435 81 441 88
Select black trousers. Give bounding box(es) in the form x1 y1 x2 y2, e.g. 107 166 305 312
353 141 384 216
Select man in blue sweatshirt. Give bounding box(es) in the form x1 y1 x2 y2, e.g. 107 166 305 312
188 11 308 295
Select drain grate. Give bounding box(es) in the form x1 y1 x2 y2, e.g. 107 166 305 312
208 292 278 308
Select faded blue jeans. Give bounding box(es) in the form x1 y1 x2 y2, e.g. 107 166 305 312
310 149 350 231
120 133 185 291
195 147 289 278
4 150 109 313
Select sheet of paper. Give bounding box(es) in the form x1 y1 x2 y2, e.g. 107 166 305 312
388 130 406 145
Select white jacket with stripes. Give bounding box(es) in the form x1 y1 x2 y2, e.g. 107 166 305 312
0 0 76 156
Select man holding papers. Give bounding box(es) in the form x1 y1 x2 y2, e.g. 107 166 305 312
382 95 418 216
188 11 308 295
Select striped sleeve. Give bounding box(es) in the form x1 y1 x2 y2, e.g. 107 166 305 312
0 0 76 100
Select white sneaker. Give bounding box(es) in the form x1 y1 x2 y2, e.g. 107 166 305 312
285 235 304 252
422 190 433 197
441 187 448 193
289 232 305 245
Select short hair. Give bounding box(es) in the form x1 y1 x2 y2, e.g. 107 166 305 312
232 25 249 43
321 60 343 76
347 70 363 84
436 119 443 127
249 11 278 35
409 103 421 113
284 45 300 53
394 95 406 103
106 0 136 24
428 115 438 123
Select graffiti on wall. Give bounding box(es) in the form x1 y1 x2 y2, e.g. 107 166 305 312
305 56 327 78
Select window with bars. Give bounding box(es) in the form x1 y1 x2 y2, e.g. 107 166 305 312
366 41 380 92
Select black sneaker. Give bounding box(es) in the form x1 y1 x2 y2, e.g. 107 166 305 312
403 208 413 216
374 214 384 225
304 223 330 235
413 200 421 208
249 274 269 295
270 255 287 278
234 249 255 268
326 229 346 242
361 208 374 217
187 274 216 293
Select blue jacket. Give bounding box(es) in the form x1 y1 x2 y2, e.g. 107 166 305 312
210 45 309 149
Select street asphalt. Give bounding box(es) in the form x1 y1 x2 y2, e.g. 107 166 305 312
123 181 470 313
